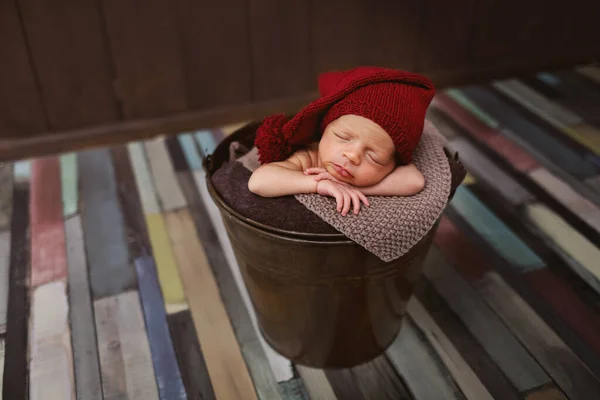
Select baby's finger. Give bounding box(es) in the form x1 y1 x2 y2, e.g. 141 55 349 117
349 191 361 214
356 190 370 207
304 167 326 175
341 190 351 216
313 172 330 182
333 190 343 212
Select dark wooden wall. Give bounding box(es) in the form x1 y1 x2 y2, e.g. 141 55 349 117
1 0 600 160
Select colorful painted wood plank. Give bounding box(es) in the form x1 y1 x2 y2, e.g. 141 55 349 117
194 129 218 155
0 163 13 231
3 164 30 400
423 247 550 391
177 134 203 171
192 168 294 383
65 215 103 400
416 281 521 400
112 146 194 400
175 172 284 399
445 89 501 129
0 231 10 334
112 145 189 320
425 108 460 140
500 123 600 206
512 74 600 153
484 133 544 174
451 186 544 271
167 310 216 400
407 298 494 400
569 123 600 158
525 265 600 359
278 379 311 400
433 216 490 282
326 356 412 400
179 131 293 384
446 137 534 206
296 366 338 400
493 79 600 157
111 146 152 259
585 174 600 193
351 356 412 400
166 136 191 173
30 157 67 287
446 192 600 376
144 139 187 211
433 94 539 173
145 213 187 313
449 82 573 163
164 208 259 400
29 281 75 400
13 160 31 182
387 318 465 400
462 173 476 185
519 75 563 102
134 256 187 399
94 291 160 399
459 173 600 292
528 167 600 233
526 385 567 400
60 153 78 217
78 149 133 299
128 142 160 214
493 79 583 126
325 366 366 400
437 95 600 235
476 272 600 399
457 86 600 180
433 93 499 136
576 65 600 85
526 203 600 289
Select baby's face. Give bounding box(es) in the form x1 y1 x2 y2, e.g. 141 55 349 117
318 114 396 187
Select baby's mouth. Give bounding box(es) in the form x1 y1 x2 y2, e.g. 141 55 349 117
332 164 353 178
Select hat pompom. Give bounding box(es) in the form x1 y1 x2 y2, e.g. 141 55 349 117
255 114 292 164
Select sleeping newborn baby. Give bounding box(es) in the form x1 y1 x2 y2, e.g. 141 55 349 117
248 66 436 216
249 114 425 215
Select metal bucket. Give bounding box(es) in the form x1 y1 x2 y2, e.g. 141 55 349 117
203 121 448 368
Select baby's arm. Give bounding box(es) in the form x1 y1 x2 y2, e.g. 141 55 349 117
249 150 369 215
248 152 317 197
359 164 425 196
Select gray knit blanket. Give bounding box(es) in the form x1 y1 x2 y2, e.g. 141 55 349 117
234 120 452 262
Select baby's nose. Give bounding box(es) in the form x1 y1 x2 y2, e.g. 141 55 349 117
344 151 360 164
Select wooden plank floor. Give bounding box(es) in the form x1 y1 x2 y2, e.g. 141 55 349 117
3 64 600 399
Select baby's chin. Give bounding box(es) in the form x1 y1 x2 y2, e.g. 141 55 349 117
349 175 385 188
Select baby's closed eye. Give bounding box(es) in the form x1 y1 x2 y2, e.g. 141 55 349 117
367 153 382 164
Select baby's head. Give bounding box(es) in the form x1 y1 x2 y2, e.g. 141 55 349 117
318 114 396 187
255 66 435 172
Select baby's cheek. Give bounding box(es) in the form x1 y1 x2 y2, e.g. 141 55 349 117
355 169 381 187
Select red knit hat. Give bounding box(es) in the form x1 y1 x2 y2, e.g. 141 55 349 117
254 66 435 165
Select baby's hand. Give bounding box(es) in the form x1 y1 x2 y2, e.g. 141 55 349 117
304 167 343 184
316 180 369 216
